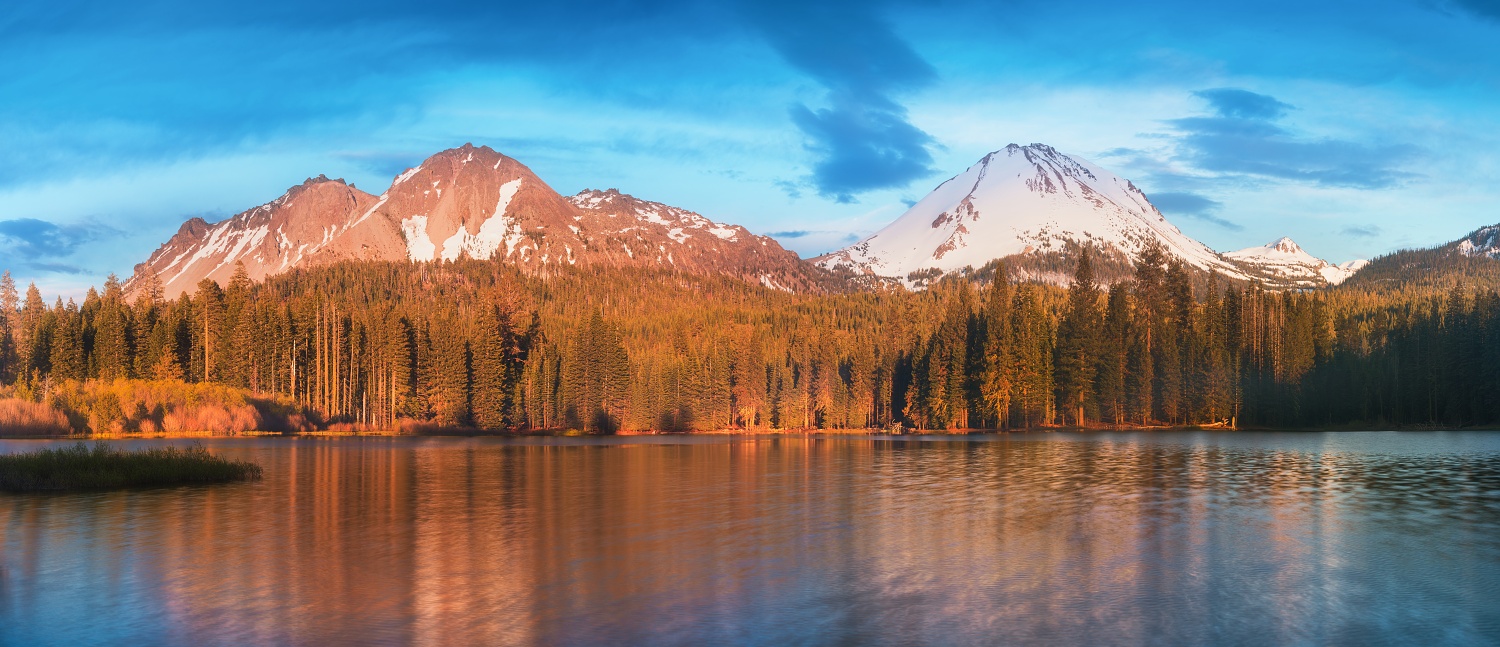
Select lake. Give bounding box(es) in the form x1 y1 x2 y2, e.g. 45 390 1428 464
2 432 1499 646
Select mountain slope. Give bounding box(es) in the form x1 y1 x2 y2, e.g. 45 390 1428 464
129 144 832 297
814 143 1250 283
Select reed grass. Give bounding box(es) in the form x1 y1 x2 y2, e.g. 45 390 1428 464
0 442 263 492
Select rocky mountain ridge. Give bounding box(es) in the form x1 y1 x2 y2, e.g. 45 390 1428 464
127 145 826 297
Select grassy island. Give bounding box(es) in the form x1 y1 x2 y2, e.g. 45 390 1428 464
0 442 263 492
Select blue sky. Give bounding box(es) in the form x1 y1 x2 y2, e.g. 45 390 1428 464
3 0 1499 296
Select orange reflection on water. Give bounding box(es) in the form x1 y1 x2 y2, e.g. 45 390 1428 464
2 433 1499 646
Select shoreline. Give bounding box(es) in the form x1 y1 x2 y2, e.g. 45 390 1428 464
2 424 1492 441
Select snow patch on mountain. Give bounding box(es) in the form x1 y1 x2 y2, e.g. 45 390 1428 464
1455 225 1500 258
401 216 436 261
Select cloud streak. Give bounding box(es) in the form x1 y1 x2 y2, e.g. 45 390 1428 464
1169 88 1419 190
1148 191 1244 230
1194 88 1293 120
0 217 119 273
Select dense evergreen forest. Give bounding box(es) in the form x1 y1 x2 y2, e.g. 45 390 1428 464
2 239 1498 433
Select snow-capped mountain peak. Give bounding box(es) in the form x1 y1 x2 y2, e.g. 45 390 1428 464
1268 237 1303 255
1224 237 1365 286
814 143 1246 282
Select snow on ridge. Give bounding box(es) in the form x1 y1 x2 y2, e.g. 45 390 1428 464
351 194 389 228
394 165 423 186
571 189 746 244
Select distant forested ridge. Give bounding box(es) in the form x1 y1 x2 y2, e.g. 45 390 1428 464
2 239 1498 433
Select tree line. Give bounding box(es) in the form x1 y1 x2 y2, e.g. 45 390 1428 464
1 240 1497 432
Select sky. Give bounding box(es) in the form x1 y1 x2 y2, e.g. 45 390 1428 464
3 0 1499 297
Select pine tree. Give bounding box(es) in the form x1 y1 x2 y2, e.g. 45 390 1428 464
979 265 1014 428
193 279 225 383
1096 284 1130 425
0 270 17 384
223 263 253 387
50 299 84 381
95 274 132 380
132 271 165 378
20 282 47 381
471 302 514 429
1010 284 1054 427
1055 248 1102 426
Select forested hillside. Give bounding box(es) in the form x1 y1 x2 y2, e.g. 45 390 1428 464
2 239 1499 433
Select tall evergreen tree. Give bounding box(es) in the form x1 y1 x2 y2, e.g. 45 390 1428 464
1096 284 1130 425
980 264 1014 428
1055 248 1102 426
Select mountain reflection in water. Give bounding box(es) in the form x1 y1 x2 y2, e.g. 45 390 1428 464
3 433 1499 646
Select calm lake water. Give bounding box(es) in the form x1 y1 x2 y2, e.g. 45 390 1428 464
2 432 1499 646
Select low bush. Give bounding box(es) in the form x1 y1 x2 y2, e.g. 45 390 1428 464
0 399 73 436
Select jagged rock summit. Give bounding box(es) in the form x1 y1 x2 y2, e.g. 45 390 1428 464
1224 237 1367 287
128 144 822 297
815 143 1247 282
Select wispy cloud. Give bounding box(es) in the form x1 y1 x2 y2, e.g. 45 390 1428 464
1194 88 1293 120
1168 88 1420 190
1341 224 1382 238
1148 191 1243 230
0 217 120 273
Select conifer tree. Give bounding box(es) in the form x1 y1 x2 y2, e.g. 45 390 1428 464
20 282 46 380
193 278 225 383
0 270 16 384
979 265 1014 428
1010 284 1054 427
50 299 84 381
132 271 165 378
1055 248 1102 426
95 274 132 380
1096 284 1130 425
472 302 515 429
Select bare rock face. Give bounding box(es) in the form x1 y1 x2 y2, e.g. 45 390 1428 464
129 144 826 297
